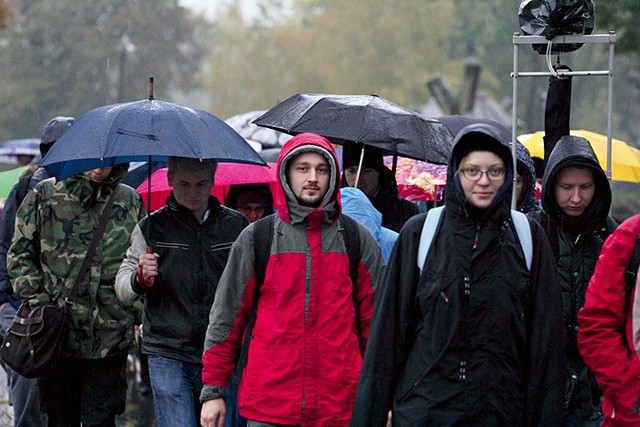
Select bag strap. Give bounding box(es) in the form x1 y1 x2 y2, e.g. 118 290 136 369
417 207 532 272
339 214 362 333
235 214 275 374
253 214 275 289
511 210 533 271
65 189 117 304
417 207 444 272
340 214 361 288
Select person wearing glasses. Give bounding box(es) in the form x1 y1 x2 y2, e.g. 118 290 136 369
528 135 618 426
352 123 565 426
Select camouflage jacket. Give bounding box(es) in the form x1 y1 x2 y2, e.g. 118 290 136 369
8 170 145 359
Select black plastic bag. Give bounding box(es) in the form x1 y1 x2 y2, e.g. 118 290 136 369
519 0 595 54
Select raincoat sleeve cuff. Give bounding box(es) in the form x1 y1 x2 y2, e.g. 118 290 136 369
200 385 227 402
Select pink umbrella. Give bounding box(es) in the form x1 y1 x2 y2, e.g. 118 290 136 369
384 156 447 202
137 162 277 211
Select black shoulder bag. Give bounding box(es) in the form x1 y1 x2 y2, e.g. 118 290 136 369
0 190 117 378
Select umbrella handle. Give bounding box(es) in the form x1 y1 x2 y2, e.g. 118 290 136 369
136 246 155 288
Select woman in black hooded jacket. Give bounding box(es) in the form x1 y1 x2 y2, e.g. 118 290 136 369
351 123 565 426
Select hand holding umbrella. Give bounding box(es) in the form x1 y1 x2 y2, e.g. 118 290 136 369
136 251 160 289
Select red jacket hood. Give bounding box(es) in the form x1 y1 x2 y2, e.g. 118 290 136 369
274 133 342 224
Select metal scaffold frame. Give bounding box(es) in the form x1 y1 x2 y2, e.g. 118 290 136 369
510 32 616 208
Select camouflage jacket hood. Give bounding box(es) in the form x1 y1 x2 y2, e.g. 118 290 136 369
8 174 145 358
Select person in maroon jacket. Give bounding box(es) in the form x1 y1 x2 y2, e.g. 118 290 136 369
199 133 385 427
578 213 640 426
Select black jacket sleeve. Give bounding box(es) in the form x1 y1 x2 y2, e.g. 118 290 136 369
524 219 566 426
351 213 425 427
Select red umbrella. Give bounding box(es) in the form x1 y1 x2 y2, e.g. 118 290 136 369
137 162 277 211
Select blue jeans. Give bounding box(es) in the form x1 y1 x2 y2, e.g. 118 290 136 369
0 304 47 427
225 371 247 427
148 354 203 427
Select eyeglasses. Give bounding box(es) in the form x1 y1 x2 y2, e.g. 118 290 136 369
237 205 266 215
458 167 506 181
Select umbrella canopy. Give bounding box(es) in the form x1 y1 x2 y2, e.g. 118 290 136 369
226 110 292 149
519 130 640 183
383 156 447 202
40 98 266 181
0 138 40 165
253 93 453 164
136 162 277 211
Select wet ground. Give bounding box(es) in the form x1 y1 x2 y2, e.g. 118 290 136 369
0 354 157 427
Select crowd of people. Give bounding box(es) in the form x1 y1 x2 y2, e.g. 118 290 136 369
0 113 638 427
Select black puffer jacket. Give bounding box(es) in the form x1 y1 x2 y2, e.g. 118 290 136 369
528 135 618 414
352 124 565 426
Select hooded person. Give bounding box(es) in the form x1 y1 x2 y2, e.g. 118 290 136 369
7 157 145 425
342 142 420 232
200 133 385 427
437 115 539 214
515 141 540 214
225 183 274 223
352 123 565 426
0 115 74 427
528 134 618 425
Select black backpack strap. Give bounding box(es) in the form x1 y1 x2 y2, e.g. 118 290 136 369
253 214 275 288
340 214 361 287
236 214 275 375
340 215 362 333
625 232 640 294
14 172 35 206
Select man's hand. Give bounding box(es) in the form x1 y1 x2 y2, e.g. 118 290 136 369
201 398 226 427
138 252 159 282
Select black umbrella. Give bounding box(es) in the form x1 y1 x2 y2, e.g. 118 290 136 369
252 93 452 165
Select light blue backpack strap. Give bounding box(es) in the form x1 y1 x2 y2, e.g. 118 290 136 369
417 206 444 272
511 210 532 271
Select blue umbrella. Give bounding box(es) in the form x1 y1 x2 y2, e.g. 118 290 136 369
39 79 266 287
41 93 265 181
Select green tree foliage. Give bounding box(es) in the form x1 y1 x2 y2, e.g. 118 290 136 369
597 0 640 57
201 0 458 119
0 0 208 139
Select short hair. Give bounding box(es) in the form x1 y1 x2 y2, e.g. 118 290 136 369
167 157 217 179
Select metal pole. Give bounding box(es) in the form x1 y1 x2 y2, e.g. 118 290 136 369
606 31 616 181
511 33 520 210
